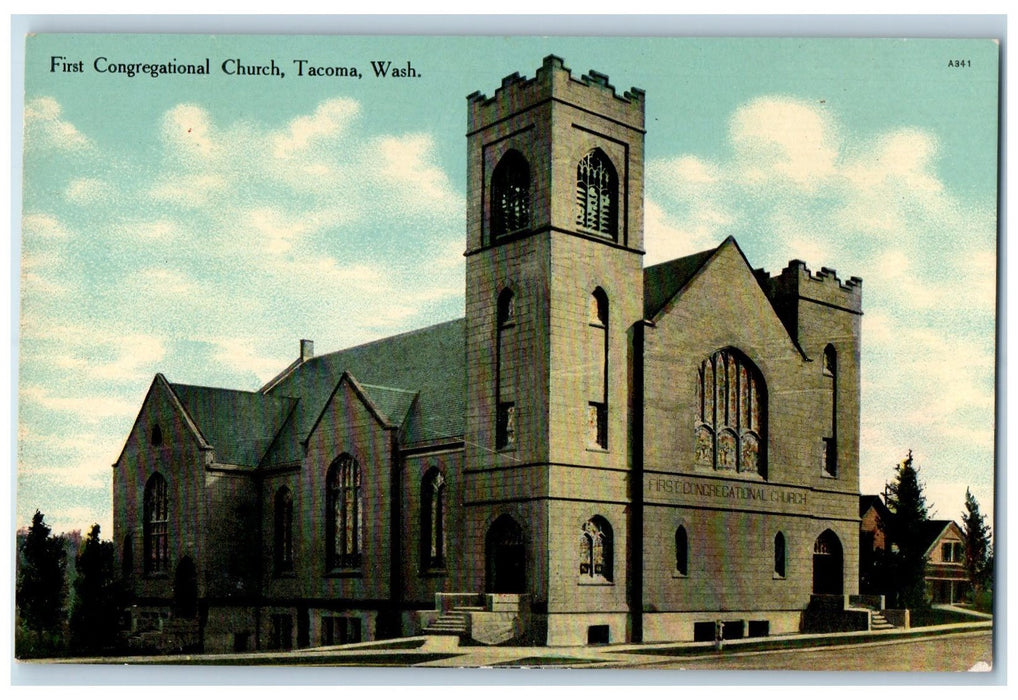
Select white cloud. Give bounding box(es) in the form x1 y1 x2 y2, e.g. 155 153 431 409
20 385 140 419
162 103 217 158
127 268 200 299
370 133 461 216
65 177 114 204
271 98 360 157
20 323 167 383
148 173 227 207
210 337 289 383
132 219 178 240
729 97 840 191
644 198 720 265
24 96 91 150
844 128 943 195
22 212 71 239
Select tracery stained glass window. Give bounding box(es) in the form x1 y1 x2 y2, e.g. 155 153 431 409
575 149 618 239
579 516 613 582
695 349 766 474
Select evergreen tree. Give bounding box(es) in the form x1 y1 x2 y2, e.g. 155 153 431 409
884 450 930 609
16 510 68 653
961 487 992 595
69 524 125 654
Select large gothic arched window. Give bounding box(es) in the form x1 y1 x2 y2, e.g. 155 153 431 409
144 472 169 575
327 454 362 570
695 349 767 475
491 150 531 239
575 149 618 239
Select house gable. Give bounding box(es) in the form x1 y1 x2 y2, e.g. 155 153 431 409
114 373 211 468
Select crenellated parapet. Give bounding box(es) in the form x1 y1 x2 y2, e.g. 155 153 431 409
760 259 863 315
467 54 645 133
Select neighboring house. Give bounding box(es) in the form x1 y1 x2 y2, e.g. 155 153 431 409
920 520 969 604
858 494 892 596
113 55 864 651
858 496 970 605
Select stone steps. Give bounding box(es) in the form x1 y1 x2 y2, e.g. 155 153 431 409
870 611 895 631
424 610 470 636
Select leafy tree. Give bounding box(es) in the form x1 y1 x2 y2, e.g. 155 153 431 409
16 510 68 654
961 487 992 595
69 524 126 654
884 450 930 609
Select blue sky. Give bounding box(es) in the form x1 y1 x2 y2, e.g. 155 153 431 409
16 34 999 537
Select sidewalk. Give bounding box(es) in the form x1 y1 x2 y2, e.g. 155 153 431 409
45 615 992 669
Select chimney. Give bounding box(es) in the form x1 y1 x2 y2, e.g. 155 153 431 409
300 339 314 362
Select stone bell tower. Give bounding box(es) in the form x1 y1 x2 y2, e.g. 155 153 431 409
460 55 646 645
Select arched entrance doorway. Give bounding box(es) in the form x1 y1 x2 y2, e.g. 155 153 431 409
812 529 844 595
486 515 525 593
173 556 198 618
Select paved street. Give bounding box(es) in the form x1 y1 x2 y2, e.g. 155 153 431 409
613 630 993 672
35 622 992 674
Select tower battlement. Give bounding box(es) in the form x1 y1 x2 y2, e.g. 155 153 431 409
759 259 863 314
467 54 645 132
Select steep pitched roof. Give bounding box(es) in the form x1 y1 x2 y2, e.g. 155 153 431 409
919 520 961 556
860 494 892 519
169 383 297 467
264 318 466 446
643 246 717 319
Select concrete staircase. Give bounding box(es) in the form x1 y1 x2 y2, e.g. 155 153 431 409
870 610 896 631
423 608 476 637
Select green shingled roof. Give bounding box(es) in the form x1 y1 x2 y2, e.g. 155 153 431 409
167 246 731 466
169 383 297 467
265 318 466 446
643 246 717 319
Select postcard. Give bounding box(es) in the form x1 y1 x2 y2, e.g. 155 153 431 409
15 31 998 673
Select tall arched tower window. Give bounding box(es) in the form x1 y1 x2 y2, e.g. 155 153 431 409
587 288 609 449
695 349 767 475
579 515 613 582
822 344 838 476
143 472 169 575
327 454 361 570
421 468 446 569
496 288 517 450
274 486 294 574
575 149 618 239
491 150 531 240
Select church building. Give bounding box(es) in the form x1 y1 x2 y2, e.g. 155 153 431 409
112 56 863 651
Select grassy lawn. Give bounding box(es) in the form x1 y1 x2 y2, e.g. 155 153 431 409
910 607 986 627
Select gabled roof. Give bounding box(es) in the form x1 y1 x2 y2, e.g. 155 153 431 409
114 373 212 467
264 318 466 446
643 247 717 319
860 494 892 519
170 383 297 467
919 520 963 556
